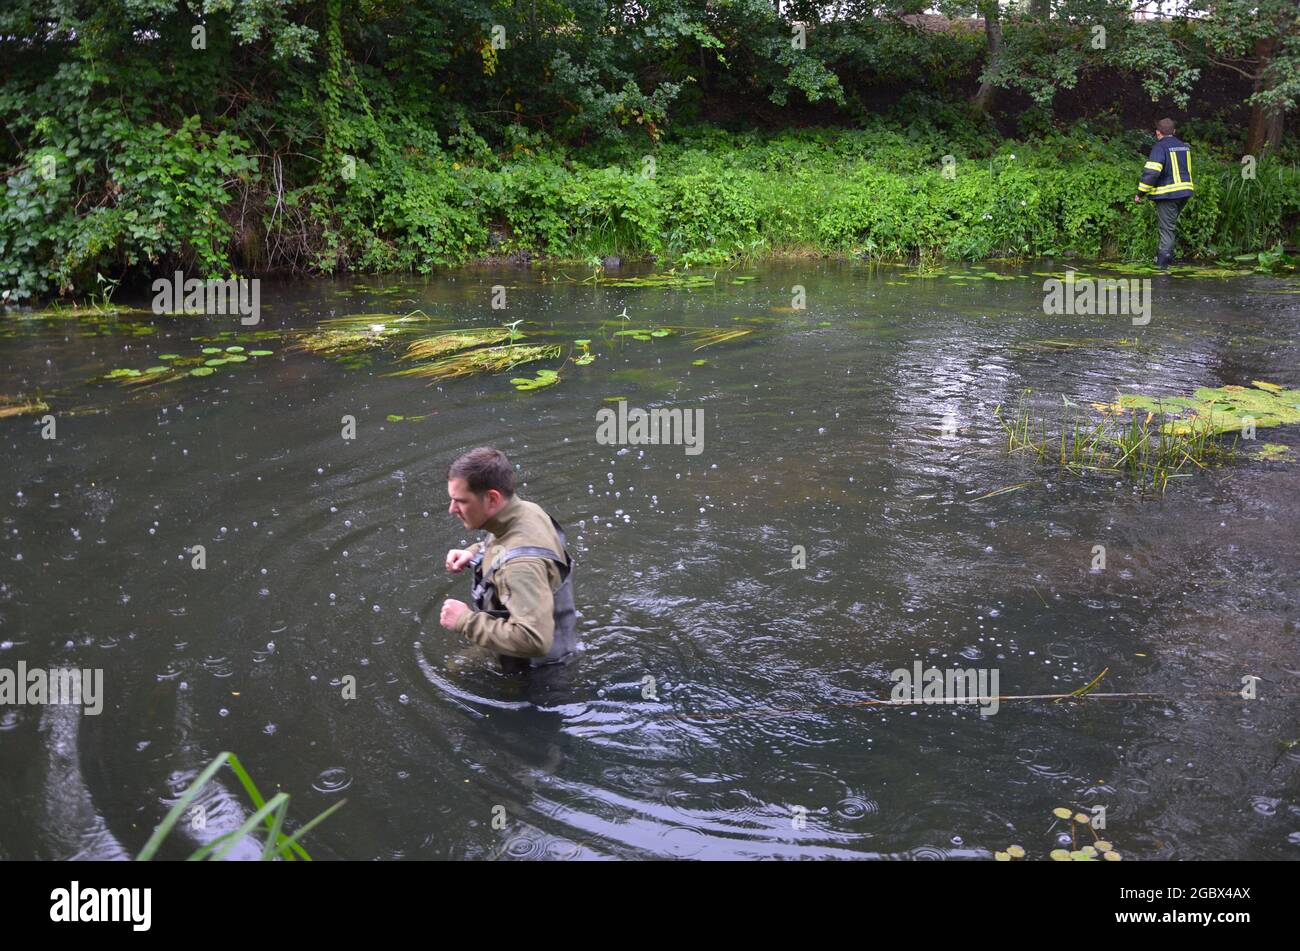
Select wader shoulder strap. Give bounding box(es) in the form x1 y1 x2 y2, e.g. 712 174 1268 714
482 513 574 585
484 544 570 585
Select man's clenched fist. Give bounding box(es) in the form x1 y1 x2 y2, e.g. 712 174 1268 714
440 598 469 630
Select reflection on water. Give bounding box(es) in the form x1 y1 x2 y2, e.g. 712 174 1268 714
1 261 1298 860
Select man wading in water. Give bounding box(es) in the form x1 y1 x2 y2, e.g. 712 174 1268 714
440 447 578 673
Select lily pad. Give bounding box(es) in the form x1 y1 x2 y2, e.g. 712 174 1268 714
511 367 561 392
248 350 274 357
189 367 215 377
1117 381 1300 436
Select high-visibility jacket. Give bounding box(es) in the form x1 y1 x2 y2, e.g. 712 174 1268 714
1136 135 1194 200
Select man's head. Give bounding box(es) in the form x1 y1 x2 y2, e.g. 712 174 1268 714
447 447 515 530
1155 117 1176 139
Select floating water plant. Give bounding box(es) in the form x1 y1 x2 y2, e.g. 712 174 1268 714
290 312 434 357
8 301 156 320
1101 381 1300 437
0 395 49 418
614 327 674 342
1253 443 1294 462
1092 261 1254 279
595 271 717 289
686 327 754 350
511 368 560 392
574 340 595 365
102 365 181 386
1043 806 1121 861
399 328 512 363
1010 337 1141 354
100 344 278 387
383 343 561 383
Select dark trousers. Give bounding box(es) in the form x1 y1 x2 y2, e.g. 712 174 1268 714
1155 197 1188 259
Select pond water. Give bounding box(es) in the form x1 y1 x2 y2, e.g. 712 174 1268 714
2 261 1298 860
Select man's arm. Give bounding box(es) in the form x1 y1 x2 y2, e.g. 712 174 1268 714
454 557 557 658
1136 143 1164 198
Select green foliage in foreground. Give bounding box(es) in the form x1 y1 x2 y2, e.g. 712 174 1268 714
137 752 343 861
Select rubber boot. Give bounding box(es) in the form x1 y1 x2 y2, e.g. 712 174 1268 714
1156 250 1172 270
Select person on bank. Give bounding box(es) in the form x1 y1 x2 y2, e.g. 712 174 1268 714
1134 117 1194 270
440 447 578 672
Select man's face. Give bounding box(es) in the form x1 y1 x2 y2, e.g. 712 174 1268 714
447 477 498 530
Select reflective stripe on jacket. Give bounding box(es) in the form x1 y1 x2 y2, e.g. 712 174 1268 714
1137 135 1194 200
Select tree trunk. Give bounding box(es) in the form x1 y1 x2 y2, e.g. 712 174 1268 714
1245 36 1285 156
972 3 1004 114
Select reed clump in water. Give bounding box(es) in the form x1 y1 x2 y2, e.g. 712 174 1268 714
994 388 1239 492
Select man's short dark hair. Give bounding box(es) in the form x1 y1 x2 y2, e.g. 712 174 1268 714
448 447 515 498
1156 118 1176 136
